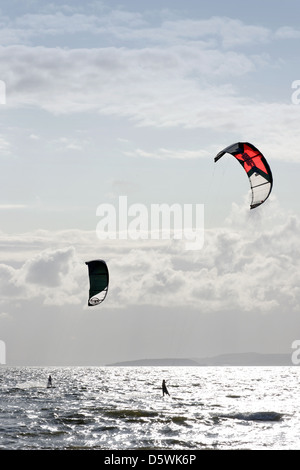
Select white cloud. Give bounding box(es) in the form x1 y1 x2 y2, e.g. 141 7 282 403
22 246 76 287
0 246 85 306
1 44 255 112
0 200 299 315
0 6 297 163
0 135 11 154
0 10 271 48
124 147 210 160
157 17 271 49
1 39 299 161
10 9 146 42
0 204 27 209
275 26 300 39
0 5 299 332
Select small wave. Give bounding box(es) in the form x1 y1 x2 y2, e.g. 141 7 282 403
16 381 45 390
219 411 283 422
105 408 159 420
170 415 188 425
56 412 95 425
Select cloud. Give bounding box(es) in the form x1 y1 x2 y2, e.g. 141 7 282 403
1 44 256 112
0 135 11 154
0 246 85 306
0 6 298 162
4 9 146 44
275 26 300 39
157 17 271 49
0 204 27 209
124 147 210 160
23 246 76 287
0 9 271 48
108 199 300 314
1 39 299 161
0 200 299 316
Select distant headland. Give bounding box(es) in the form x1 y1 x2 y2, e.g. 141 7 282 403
107 352 293 367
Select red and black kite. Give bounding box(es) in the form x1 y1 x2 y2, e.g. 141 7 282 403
214 142 273 209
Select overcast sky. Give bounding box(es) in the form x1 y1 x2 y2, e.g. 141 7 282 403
1 0 300 366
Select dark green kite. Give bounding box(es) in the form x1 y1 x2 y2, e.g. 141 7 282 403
85 259 109 306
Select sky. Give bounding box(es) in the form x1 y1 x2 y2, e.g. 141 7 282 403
1 0 300 365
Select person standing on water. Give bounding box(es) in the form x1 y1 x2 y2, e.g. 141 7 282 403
162 379 170 397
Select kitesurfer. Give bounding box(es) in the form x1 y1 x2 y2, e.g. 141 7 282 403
162 379 170 396
47 375 52 388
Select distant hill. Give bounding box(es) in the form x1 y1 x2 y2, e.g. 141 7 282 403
194 352 291 366
107 352 292 367
108 358 200 367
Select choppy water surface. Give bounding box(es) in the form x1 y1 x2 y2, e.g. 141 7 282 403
0 366 299 450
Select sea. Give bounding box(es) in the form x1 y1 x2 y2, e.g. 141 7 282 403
0 365 299 455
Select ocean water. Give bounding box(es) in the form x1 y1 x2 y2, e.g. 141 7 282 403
0 365 299 451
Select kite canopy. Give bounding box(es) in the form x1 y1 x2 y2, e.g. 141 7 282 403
85 259 109 306
214 142 273 209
